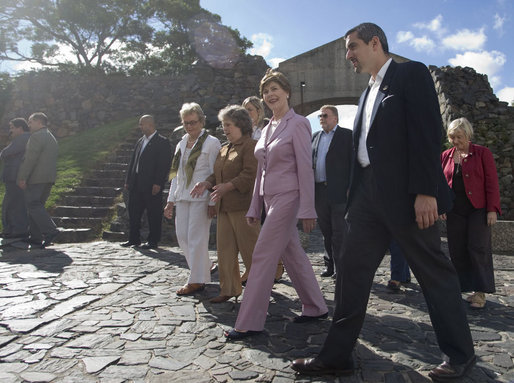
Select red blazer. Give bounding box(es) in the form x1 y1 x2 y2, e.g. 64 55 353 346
441 143 501 214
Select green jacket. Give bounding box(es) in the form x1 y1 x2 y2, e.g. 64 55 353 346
17 128 58 184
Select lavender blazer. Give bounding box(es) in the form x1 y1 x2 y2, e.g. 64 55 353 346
247 108 317 219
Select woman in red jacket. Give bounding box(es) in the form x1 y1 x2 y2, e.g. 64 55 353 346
440 117 501 309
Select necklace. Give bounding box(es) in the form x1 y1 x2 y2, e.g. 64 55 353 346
454 148 468 174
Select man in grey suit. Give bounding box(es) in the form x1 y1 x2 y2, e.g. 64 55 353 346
17 112 59 248
0 118 30 238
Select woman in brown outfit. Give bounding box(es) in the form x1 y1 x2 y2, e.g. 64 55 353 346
191 105 259 303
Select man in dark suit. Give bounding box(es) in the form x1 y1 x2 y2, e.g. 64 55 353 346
122 115 171 249
292 23 476 381
1 118 30 239
312 105 352 278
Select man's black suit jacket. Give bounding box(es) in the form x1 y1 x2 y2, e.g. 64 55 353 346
312 126 353 204
348 60 452 225
126 133 172 193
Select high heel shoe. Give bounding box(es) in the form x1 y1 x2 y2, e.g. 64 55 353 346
209 295 239 303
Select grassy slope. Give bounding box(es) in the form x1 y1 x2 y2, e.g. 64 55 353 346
0 117 137 230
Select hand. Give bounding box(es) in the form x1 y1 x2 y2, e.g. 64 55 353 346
246 217 259 226
124 183 129 190
151 184 161 195
439 213 447 221
208 205 217 219
163 202 174 219
487 211 497 226
302 218 316 233
211 182 234 203
414 194 438 229
18 180 26 190
190 181 211 198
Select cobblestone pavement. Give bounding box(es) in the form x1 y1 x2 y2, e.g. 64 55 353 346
0 229 512 383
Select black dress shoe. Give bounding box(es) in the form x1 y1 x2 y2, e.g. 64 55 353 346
293 312 328 323
321 269 334 277
41 230 59 248
291 358 354 376
429 355 476 381
140 242 157 249
120 241 140 247
224 329 261 340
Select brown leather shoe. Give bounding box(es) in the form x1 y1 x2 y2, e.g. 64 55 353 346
428 355 476 381
291 358 354 376
209 295 239 303
176 283 205 296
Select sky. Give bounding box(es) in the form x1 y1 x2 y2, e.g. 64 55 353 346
2 1 512 130
201 0 514 130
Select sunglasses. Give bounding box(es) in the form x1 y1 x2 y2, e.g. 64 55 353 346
317 113 329 119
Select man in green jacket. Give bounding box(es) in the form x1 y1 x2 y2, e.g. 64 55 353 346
17 112 59 248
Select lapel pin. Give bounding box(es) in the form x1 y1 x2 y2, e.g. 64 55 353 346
383 85 388 91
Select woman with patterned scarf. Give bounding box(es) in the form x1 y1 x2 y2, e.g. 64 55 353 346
164 103 221 295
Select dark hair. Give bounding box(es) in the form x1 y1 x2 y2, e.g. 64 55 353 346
345 23 389 54
259 69 291 100
10 117 29 132
29 112 49 126
218 105 253 136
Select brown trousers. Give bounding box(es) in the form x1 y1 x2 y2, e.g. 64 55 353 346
217 210 260 296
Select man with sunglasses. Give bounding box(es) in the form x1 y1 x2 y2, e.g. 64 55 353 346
311 106 352 278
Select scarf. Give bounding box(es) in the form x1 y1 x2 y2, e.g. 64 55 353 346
169 130 209 186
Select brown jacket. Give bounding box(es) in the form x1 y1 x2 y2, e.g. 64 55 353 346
206 135 257 213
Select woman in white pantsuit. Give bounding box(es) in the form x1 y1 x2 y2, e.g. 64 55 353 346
164 103 221 295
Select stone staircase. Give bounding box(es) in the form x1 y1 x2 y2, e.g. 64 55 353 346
51 128 148 243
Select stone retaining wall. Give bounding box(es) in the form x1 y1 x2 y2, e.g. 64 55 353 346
0 55 269 139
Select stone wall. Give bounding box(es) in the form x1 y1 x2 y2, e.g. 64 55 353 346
431 65 514 219
0 54 269 140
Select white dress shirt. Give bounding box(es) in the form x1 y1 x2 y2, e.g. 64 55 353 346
357 58 392 167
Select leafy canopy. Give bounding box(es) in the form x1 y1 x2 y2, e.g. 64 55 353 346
0 0 252 75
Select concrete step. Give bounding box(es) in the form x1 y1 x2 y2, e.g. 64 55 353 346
62 195 116 207
55 228 96 243
82 178 125 187
53 206 113 218
102 163 128 170
90 169 126 179
71 186 122 197
102 230 126 242
53 217 103 231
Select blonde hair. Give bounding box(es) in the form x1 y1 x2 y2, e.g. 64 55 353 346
448 117 473 140
242 96 266 128
179 102 206 123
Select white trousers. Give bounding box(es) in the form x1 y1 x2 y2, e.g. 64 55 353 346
175 200 212 284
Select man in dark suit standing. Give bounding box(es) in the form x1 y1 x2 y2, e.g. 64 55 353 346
312 105 352 278
292 23 476 381
1 118 30 239
122 115 171 249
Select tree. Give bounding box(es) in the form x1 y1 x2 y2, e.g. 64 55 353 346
0 0 252 74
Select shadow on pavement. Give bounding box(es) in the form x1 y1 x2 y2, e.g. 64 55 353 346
0 247 72 273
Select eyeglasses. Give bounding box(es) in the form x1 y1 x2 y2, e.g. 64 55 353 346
183 120 199 127
317 113 329 119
